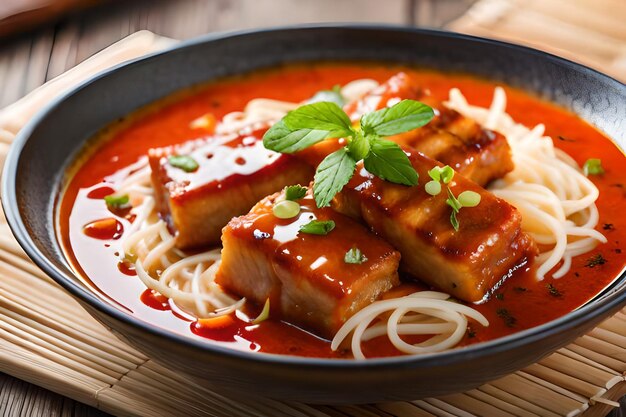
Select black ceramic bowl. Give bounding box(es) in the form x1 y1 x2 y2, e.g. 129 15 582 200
2 25 626 403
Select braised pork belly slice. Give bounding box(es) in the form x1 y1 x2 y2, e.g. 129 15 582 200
333 150 536 303
345 72 513 186
216 190 401 339
149 129 313 249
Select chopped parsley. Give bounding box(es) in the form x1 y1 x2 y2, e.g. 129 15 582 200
585 254 607 268
496 308 517 328
284 185 307 201
513 286 527 293
546 283 562 297
495 293 504 300
299 220 335 235
467 325 476 338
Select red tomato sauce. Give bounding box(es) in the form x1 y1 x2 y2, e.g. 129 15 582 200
58 63 626 358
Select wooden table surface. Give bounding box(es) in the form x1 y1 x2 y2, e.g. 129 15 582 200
0 1 622 416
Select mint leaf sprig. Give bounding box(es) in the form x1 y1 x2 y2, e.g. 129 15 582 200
263 99 434 207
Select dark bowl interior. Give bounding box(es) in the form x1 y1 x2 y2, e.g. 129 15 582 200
2 25 626 403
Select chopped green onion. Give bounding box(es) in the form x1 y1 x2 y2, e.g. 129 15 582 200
424 180 442 196
583 158 604 176
272 200 300 219
168 155 199 172
344 247 367 264
457 190 481 207
285 184 307 201
104 194 130 209
299 219 335 235
252 299 270 324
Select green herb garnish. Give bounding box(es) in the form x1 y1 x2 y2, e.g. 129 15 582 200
427 165 481 229
585 253 607 268
457 190 481 208
104 194 130 209
546 283 562 297
495 293 504 300
467 326 476 338
444 187 481 231
168 155 199 172
264 100 434 207
583 158 604 176
446 187 462 231
496 308 517 328
272 200 300 219
299 219 336 235
429 165 454 184
425 180 442 196
308 85 346 107
284 185 307 201
344 247 367 264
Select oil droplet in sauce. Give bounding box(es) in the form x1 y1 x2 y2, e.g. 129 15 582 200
82 218 123 240
86 186 115 199
140 289 170 311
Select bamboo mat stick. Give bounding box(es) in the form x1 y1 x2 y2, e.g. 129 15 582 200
489 374 584 415
519 0 626 40
0 30 176 135
519 367 596 404
464 388 541 416
478 384 562 417
0 30 624 417
447 0 626 83
375 402 437 417
412 400 459 417
589 328 626 349
437 393 516 416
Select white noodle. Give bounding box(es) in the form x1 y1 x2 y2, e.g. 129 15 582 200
446 87 606 279
331 291 488 360
215 79 380 135
114 168 244 318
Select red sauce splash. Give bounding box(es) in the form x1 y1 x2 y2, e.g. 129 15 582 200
82 218 123 240
140 289 170 311
117 260 137 276
86 186 115 199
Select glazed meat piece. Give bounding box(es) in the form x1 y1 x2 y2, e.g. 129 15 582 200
149 128 313 249
345 72 513 186
217 189 401 338
333 150 536 303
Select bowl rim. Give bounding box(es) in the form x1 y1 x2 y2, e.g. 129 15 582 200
2 23 626 370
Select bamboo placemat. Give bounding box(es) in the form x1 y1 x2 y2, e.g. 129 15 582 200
448 0 626 83
0 28 624 417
